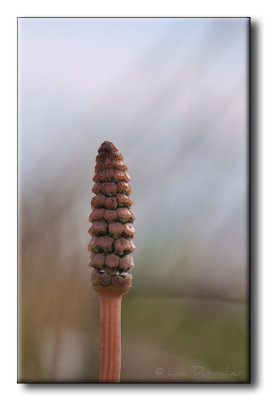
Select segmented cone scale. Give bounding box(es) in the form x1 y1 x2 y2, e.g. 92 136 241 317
89 141 136 289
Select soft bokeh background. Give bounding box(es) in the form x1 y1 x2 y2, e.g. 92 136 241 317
18 17 249 382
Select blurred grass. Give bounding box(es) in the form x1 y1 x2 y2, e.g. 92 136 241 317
18 220 248 383
121 295 248 382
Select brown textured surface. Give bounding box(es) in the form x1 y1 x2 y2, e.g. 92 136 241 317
89 141 135 289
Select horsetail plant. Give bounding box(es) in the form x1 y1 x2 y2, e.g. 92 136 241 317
88 141 136 382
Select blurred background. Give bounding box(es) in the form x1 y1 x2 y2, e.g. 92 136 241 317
18 17 249 382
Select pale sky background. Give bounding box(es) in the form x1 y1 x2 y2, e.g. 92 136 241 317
18 18 249 300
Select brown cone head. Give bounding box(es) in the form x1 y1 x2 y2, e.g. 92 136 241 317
89 141 135 289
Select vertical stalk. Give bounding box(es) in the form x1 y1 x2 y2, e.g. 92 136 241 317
99 289 122 382
94 285 128 383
